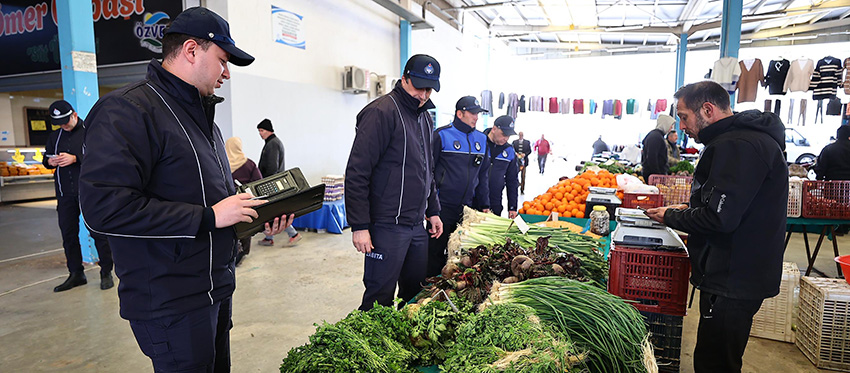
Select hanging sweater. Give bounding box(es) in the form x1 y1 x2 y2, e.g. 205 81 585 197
763 59 790 95
784 58 814 93
843 58 850 95
809 56 843 100
736 59 764 103
710 57 741 94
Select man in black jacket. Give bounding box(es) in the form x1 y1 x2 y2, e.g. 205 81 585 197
641 113 674 179
647 81 788 373
256 118 302 247
512 132 531 194
814 125 850 180
345 54 443 311
43 100 114 292
484 116 519 218
80 8 293 372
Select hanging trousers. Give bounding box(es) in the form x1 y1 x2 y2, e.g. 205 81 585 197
763 100 772 113
798 99 807 126
774 100 781 116
788 99 795 125
815 100 824 124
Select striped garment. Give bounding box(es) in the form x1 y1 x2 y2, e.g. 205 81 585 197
710 57 741 94
808 56 843 100
843 57 850 95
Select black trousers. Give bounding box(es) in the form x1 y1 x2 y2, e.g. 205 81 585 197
359 222 428 310
694 291 763 373
426 204 462 278
130 297 232 372
57 196 113 274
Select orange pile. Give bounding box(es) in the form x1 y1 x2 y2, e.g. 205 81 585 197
518 170 625 218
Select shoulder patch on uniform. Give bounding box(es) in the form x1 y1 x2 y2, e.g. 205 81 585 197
452 140 461 150
502 150 508 157
475 142 481 151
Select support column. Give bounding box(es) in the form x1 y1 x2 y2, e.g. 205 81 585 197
56 0 100 118
719 0 743 105
56 0 100 262
674 33 688 144
400 20 412 77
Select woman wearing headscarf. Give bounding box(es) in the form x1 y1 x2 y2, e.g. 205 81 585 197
225 137 262 266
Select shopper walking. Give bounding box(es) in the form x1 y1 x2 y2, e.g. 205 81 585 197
646 80 788 373
256 118 302 247
345 54 443 311
641 114 675 179
79 8 294 372
428 96 491 278
43 100 114 292
512 131 531 194
225 137 263 266
483 115 519 217
533 134 550 174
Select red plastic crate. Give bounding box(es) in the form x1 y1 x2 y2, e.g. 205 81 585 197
622 192 663 209
647 175 693 206
608 246 691 316
801 180 850 219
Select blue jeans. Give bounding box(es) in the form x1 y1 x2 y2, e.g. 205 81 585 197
265 225 298 240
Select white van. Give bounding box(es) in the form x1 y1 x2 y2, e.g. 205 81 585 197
785 127 827 164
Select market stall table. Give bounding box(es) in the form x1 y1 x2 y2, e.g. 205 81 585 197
291 199 347 234
785 217 847 277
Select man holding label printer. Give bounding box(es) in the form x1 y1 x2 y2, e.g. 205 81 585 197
79 7 293 371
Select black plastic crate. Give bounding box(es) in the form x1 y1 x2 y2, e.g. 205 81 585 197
641 310 683 373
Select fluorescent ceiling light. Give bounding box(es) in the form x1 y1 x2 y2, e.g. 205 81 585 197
610 47 639 52
740 39 753 44
604 25 645 32
777 34 818 41
562 50 592 55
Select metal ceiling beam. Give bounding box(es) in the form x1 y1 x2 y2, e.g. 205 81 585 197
372 0 434 29
808 11 830 25
747 18 850 39
748 0 770 15
490 24 677 33
678 0 711 32
448 0 533 11
841 8 850 19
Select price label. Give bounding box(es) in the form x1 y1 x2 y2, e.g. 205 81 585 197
513 215 530 234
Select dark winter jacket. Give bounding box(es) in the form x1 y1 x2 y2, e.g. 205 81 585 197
345 81 440 231
433 117 490 211
483 128 519 215
258 133 285 177
663 110 788 300
512 138 531 167
79 60 237 321
43 119 86 197
814 126 850 180
592 138 609 155
641 128 668 179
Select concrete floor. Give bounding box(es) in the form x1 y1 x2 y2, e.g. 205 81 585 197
0 158 843 372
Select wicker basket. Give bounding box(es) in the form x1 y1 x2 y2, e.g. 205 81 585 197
787 179 803 218
647 175 693 206
750 262 799 343
796 276 850 371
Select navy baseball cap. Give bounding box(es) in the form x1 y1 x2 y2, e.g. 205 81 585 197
165 7 254 66
494 115 517 136
455 96 488 114
403 54 440 91
49 100 75 125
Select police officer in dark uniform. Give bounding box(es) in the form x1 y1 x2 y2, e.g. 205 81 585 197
428 96 491 277
483 115 519 218
43 100 114 292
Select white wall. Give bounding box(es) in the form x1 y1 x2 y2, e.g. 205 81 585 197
217 0 400 184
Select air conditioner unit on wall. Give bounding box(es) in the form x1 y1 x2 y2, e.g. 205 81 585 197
343 66 369 94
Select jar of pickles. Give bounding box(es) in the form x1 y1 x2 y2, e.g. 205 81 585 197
589 205 610 236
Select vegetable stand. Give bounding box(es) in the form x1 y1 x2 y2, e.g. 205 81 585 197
520 214 617 258
785 217 847 277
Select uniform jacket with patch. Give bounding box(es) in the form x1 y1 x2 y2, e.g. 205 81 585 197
433 118 490 210
345 82 440 231
663 110 788 300
483 128 519 214
79 60 237 321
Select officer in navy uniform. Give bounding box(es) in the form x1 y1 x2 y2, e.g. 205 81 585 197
43 100 114 292
428 96 491 277
483 115 519 218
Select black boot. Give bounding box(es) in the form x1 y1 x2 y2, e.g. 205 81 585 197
54 272 87 292
235 251 247 267
100 271 114 290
